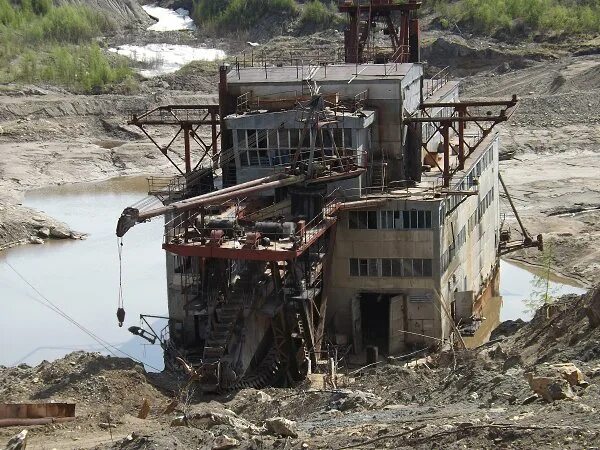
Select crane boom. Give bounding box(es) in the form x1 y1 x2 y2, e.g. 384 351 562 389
116 173 305 237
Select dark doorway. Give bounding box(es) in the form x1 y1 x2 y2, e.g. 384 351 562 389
360 293 390 354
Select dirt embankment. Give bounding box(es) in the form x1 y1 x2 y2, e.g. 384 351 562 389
56 0 153 29
460 55 600 286
2 289 600 449
0 85 217 249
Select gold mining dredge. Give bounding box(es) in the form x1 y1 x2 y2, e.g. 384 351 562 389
117 0 542 391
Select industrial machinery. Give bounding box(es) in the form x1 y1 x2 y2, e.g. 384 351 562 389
117 0 541 391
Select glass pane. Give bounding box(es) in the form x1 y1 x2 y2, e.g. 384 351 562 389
247 130 257 148
423 259 432 277
359 259 368 276
368 259 378 276
350 259 358 276
403 211 410 229
418 211 425 229
290 129 300 147
392 259 402 277
413 259 423 277
425 211 432 228
402 259 415 277
368 211 378 229
410 210 418 229
358 212 368 229
278 129 289 148
344 128 352 147
382 259 391 277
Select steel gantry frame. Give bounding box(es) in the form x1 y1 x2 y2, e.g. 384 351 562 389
339 0 421 64
405 95 519 187
128 104 221 175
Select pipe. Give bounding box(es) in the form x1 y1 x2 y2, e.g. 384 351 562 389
116 174 305 237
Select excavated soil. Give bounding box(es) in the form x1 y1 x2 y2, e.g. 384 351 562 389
2 289 600 449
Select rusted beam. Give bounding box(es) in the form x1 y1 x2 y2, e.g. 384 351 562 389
405 115 509 123
457 106 466 170
442 121 450 187
183 125 192 174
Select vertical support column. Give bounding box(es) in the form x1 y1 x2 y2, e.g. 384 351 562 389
211 110 219 170
408 1 420 63
457 106 466 170
442 121 450 187
183 124 192 174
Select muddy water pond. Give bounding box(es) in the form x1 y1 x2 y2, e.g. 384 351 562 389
0 178 167 370
0 178 588 368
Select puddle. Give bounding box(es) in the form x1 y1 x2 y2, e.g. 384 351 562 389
143 5 196 32
499 259 586 321
109 44 225 77
0 177 167 371
0 178 589 369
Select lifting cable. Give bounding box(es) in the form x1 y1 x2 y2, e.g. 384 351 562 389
116 237 126 327
3 260 161 372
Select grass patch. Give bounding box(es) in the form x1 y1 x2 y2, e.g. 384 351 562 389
192 0 299 32
0 1 134 92
435 0 600 35
300 0 340 29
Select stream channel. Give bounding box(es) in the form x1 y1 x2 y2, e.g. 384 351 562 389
0 178 586 370
109 6 226 78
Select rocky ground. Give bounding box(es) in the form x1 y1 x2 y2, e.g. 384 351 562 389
2 288 600 449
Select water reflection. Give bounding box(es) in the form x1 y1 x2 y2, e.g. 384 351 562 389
0 178 167 370
499 259 586 321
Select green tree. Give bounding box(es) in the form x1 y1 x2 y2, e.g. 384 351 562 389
525 243 559 316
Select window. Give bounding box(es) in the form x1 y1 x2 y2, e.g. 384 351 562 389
380 258 433 278
349 211 378 229
350 258 379 277
380 210 402 229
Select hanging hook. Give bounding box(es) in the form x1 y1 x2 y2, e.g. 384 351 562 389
117 238 126 327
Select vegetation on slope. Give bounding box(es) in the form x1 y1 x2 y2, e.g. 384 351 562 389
0 0 134 92
435 0 600 36
191 0 298 31
191 0 342 33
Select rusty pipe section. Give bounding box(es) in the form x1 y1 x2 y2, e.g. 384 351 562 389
116 173 305 237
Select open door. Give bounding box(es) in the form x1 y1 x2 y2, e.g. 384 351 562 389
389 295 406 355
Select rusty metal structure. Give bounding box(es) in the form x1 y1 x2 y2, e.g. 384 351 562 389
118 0 541 391
340 0 421 64
0 403 75 427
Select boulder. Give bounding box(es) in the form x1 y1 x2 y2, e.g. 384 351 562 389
549 363 585 387
50 227 71 239
37 227 50 238
5 430 28 450
334 390 380 412
213 435 239 449
172 412 262 435
526 373 574 401
29 236 44 244
264 417 298 438
586 289 600 328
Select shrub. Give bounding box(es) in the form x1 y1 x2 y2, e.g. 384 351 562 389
0 2 130 92
300 0 339 29
0 0 15 25
40 5 114 43
437 0 600 35
192 0 298 31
